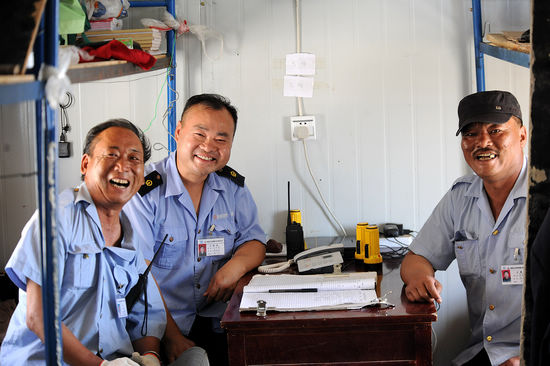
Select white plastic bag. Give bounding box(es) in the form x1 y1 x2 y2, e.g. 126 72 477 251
85 0 128 20
189 24 223 61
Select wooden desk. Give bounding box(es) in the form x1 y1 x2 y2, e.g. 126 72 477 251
221 257 437 365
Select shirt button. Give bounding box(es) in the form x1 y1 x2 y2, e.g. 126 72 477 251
99 348 103 353
489 268 496 274
492 230 499 235
489 305 495 310
197 257 202 262
196 284 201 289
198 229 201 234
486 336 492 342
169 237 174 242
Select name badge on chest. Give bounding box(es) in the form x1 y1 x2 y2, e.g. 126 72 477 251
197 237 225 257
501 264 523 285
116 297 128 318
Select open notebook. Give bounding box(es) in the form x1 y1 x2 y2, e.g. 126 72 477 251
239 272 377 312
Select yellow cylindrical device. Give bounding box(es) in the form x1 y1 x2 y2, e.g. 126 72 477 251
363 225 383 264
355 222 369 260
290 210 307 249
290 209 302 224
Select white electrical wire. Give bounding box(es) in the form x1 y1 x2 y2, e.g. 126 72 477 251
293 0 346 238
295 0 304 117
301 139 347 237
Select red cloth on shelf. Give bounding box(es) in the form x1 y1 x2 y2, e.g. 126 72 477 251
80 40 156 70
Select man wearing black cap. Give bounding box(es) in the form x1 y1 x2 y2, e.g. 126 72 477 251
401 90 527 366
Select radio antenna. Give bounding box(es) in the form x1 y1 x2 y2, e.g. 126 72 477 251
287 181 291 225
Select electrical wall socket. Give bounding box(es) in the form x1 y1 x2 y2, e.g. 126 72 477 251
290 115 316 141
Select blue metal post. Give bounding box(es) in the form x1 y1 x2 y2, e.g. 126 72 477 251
472 0 485 91
128 0 177 152
167 0 177 152
38 0 62 364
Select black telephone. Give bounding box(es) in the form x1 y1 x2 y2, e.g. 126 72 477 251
258 182 344 274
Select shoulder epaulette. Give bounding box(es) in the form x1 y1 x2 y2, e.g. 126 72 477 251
215 165 245 187
139 170 163 196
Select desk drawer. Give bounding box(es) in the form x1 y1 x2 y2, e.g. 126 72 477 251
228 323 431 365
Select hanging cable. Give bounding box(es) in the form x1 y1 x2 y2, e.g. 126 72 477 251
301 139 347 237
295 0 304 117
293 0 347 237
59 91 73 142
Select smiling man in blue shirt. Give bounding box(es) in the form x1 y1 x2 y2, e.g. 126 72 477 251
0 119 208 366
401 91 527 366
124 94 266 365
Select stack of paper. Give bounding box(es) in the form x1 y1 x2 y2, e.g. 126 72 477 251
81 28 162 53
89 18 123 31
240 272 377 312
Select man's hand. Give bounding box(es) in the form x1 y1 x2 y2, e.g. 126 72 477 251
203 262 241 303
162 330 196 364
499 356 520 366
203 240 265 303
131 352 161 366
403 274 443 303
100 358 140 366
400 251 443 304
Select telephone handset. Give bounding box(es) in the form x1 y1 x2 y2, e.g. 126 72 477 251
257 243 344 274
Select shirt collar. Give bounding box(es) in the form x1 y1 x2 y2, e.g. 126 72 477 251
465 155 528 199
73 182 137 257
164 152 227 196
165 152 187 197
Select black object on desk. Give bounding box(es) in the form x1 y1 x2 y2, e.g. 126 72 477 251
285 181 305 259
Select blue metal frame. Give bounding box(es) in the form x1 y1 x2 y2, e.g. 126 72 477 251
39 0 62 364
129 0 177 152
480 43 530 68
1 1 177 363
472 0 485 91
472 0 530 92
0 82 44 104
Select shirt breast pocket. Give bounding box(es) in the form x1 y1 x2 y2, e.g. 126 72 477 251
211 220 237 256
153 226 188 269
65 250 99 289
506 232 525 264
454 231 480 277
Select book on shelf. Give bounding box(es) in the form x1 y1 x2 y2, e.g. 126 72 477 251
89 18 123 31
80 28 163 53
239 272 378 312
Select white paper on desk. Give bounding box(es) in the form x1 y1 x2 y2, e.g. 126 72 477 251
243 272 376 293
283 75 314 98
239 289 377 312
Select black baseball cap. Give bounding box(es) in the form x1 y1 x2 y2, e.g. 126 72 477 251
456 90 522 136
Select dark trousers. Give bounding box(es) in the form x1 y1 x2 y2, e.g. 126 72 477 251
188 315 229 366
463 348 491 366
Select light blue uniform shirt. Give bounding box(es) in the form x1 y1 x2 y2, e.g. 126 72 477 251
0 183 166 365
409 157 527 366
124 153 266 335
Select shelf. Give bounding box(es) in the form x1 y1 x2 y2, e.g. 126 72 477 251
0 76 44 104
480 42 530 68
67 54 170 83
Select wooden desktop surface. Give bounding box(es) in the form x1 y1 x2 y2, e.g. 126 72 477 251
221 256 437 365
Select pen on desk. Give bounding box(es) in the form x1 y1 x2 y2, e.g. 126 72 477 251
268 288 318 293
